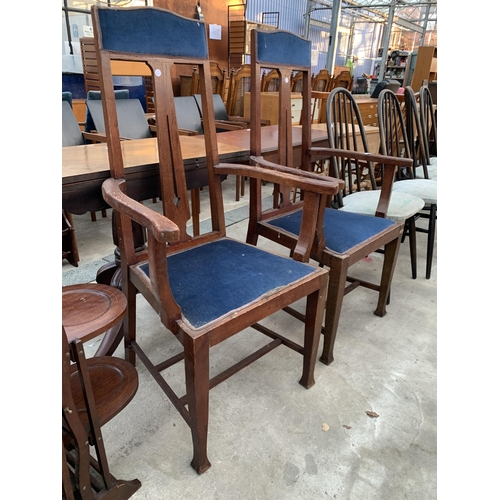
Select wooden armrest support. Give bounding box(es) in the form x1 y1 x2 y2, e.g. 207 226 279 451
102 178 180 243
309 147 413 169
216 160 342 196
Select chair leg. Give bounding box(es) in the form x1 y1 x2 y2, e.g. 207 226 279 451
407 217 418 279
374 233 402 317
425 204 437 279
300 280 327 388
184 333 211 474
320 261 348 366
122 272 137 366
235 176 240 201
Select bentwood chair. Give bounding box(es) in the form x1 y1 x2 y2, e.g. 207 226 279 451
325 87 425 280
378 88 438 279
62 328 141 499
92 5 337 474
245 28 413 365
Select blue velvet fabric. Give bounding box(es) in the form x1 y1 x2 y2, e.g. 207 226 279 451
269 208 395 255
96 7 208 59
139 239 316 329
256 30 310 68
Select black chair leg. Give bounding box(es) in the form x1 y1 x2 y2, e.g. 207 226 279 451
408 216 417 279
426 204 437 279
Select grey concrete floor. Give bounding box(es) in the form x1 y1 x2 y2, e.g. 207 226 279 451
63 176 437 499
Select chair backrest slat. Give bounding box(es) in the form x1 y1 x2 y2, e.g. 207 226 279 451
92 5 225 246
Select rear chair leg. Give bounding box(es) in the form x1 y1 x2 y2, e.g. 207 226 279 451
408 216 417 279
426 204 437 279
374 234 402 317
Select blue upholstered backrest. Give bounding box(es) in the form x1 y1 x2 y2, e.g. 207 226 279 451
62 100 84 147
95 7 207 58
254 29 311 68
86 98 152 139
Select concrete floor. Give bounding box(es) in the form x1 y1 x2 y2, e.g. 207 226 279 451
63 176 437 499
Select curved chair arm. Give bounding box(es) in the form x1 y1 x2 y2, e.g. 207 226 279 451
216 160 343 196
309 147 412 217
102 178 180 244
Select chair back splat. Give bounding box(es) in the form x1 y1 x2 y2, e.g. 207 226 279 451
91 5 336 474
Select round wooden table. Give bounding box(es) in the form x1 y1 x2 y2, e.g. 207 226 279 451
62 283 127 344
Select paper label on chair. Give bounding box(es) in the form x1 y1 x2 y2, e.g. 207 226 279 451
155 69 162 77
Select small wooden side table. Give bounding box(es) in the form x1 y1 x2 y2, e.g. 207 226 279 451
62 283 127 347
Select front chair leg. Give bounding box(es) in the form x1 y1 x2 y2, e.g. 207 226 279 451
320 261 348 366
408 216 418 279
374 234 401 317
300 276 327 388
184 332 211 474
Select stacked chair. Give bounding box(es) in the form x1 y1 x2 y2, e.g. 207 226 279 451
378 88 438 279
244 28 414 365
90 4 339 474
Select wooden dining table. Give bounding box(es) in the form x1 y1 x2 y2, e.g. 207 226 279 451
62 123 380 215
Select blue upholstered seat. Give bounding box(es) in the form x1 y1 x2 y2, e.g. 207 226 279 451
139 239 317 329
268 208 396 255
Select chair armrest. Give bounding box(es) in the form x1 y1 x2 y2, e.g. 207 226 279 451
102 178 180 244
216 158 343 196
309 147 413 217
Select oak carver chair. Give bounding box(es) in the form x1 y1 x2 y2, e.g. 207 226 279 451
62 327 141 499
378 88 438 279
91 5 338 474
245 28 414 365
325 87 426 280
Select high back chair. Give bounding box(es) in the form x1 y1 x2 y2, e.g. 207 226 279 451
92 5 337 474
84 89 130 134
331 70 353 91
419 84 438 168
86 98 152 140
380 87 438 279
62 98 108 223
62 328 141 499
403 87 436 181
191 61 226 97
311 68 331 92
325 87 426 280
246 28 414 365
261 68 280 92
226 63 252 117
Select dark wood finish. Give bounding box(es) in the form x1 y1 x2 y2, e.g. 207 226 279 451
62 328 141 499
379 88 437 279
91 5 337 474
246 29 411 365
62 210 79 267
402 86 438 279
419 84 437 161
